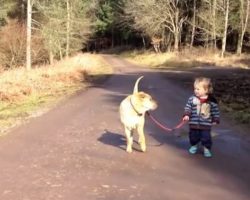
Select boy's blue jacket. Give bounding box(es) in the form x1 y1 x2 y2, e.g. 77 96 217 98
184 95 220 130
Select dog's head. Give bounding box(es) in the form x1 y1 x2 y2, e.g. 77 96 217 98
131 76 158 113
132 92 158 113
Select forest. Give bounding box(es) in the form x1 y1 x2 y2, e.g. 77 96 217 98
1 2 250 198
0 0 249 70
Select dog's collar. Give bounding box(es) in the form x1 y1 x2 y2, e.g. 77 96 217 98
130 97 143 116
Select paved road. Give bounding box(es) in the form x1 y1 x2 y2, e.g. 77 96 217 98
0 55 249 200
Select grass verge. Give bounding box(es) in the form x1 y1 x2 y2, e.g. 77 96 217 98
0 53 113 135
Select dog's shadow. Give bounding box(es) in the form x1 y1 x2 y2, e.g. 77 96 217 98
98 129 144 152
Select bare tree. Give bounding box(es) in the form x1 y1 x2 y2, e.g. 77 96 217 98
190 0 197 48
212 0 217 49
197 0 230 54
66 0 70 58
124 0 187 51
221 0 229 57
26 0 32 70
36 0 92 63
237 0 250 55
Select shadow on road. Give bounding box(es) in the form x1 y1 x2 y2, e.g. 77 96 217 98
98 129 126 151
98 129 154 152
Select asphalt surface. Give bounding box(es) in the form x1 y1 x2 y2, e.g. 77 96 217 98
0 54 249 200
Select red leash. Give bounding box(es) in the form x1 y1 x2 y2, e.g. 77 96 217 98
146 111 186 132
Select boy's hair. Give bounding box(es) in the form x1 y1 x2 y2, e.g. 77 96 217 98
194 77 213 94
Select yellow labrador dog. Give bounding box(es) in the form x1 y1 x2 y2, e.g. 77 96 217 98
119 76 157 153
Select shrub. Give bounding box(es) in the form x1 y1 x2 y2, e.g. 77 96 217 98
0 20 49 69
0 20 26 69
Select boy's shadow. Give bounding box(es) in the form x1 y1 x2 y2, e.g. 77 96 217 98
98 129 145 152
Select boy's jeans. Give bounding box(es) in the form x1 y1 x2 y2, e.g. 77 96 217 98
189 128 212 149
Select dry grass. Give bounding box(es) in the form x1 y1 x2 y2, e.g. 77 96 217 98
121 50 176 67
122 48 250 69
0 53 112 102
0 53 113 135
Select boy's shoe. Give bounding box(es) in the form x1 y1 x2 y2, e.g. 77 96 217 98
203 148 212 158
189 145 198 154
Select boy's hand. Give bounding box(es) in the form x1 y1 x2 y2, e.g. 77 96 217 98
183 116 189 121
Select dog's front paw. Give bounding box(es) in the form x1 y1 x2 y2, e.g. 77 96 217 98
140 144 146 152
126 147 133 153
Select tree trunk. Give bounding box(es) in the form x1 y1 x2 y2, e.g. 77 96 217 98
48 36 54 64
205 33 209 49
66 0 70 58
59 45 63 60
49 51 54 65
26 0 32 70
212 0 217 49
111 26 114 48
174 32 179 51
166 33 172 52
174 9 180 51
142 35 146 49
237 0 250 55
221 0 229 57
21 0 25 20
190 0 196 48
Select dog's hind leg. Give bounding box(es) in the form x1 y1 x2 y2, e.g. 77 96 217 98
137 125 146 152
125 128 133 153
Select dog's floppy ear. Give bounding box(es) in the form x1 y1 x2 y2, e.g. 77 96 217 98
133 76 144 94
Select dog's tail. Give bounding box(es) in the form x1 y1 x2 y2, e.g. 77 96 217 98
133 76 144 94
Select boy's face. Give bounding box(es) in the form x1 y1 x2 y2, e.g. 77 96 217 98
194 83 208 97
